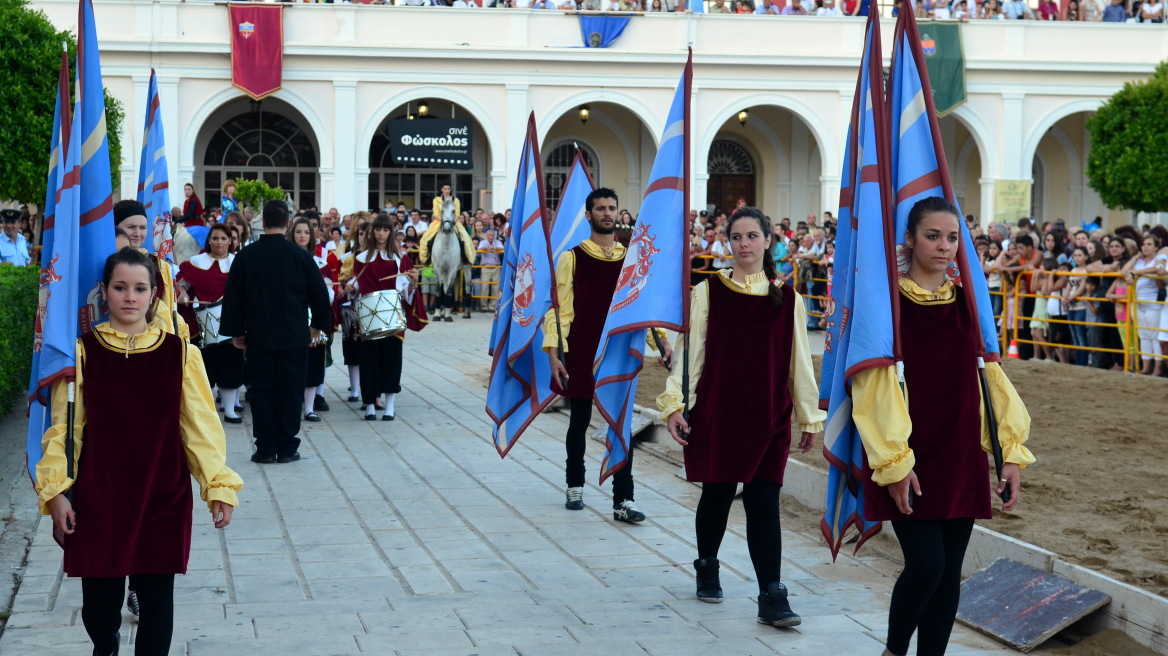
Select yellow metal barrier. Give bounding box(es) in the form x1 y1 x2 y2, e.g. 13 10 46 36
1006 269 1168 372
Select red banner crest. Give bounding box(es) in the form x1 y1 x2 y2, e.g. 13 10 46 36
228 4 284 101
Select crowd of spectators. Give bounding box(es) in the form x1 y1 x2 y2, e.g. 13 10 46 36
973 216 1168 374
290 0 1165 21
685 203 1168 375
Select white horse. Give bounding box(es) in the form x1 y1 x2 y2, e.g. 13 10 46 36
430 218 464 322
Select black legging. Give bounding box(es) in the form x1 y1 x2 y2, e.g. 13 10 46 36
886 519 975 656
565 397 634 504
695 479 783 594
82 574 175 656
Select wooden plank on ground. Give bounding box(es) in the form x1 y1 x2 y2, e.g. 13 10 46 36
957 558 1111 652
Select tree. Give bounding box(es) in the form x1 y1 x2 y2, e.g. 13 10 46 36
0 0 125 207
1086 61 1168 214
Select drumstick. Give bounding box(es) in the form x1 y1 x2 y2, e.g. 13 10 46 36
379 272 412 282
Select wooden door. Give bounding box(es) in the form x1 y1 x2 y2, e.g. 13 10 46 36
707 174 754 215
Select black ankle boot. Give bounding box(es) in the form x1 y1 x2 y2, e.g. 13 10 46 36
757 581 801 627
693 558 723 603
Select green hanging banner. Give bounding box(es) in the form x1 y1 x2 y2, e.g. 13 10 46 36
920 23 966 117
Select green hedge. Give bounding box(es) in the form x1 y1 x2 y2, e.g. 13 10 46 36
0 265 39 414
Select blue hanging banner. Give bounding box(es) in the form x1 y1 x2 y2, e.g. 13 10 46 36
579 15 632 48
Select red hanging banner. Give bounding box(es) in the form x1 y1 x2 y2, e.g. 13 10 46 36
228 4 284 101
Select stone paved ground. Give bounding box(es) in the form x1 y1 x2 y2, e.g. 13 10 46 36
0 315 1018 655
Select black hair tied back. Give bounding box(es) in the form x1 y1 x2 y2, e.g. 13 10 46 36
727 207 783 307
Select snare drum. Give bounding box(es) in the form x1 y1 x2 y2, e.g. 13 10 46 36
341 301 360 341
356 290 405 340
195 302 230 345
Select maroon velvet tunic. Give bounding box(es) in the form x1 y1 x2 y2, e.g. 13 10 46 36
66 330 192 578
177 255 231 340
862 285 992 522
684 276 796 483
552 245 623 399
352 251 428 334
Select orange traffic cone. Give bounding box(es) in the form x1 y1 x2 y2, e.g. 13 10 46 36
1007 339 1020 359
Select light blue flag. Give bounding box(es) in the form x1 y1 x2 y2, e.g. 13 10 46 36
77 0 115 236
486 113 558 457
26 1 117 482
889 11 999 359
820 13 894 557
25 49 70 481
591 52 692 484
549 149 596 259
488 126 532 357
136 69 174 261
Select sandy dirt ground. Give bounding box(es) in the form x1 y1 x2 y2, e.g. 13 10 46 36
636 358 1168 599
636 359 1167 655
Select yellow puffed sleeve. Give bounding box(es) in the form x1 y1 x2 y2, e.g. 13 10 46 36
35 341 87 514
179 344 244 508
789 292 826 433
981 361 1036 467
851 365 915 486
339 253 356 284
657 280 710 420
542 250 577 352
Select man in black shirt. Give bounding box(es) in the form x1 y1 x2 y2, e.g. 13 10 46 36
221 201 332 463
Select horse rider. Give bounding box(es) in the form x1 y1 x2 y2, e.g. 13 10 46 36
419 185 476 322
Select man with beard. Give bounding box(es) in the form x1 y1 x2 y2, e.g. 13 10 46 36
544 188 672 523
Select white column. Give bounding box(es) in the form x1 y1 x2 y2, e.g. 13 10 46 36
1002 93 1025 180
126 74 149 201
332 80 358 213
502 83 529 207
158 76 182 204
819 174 840 215
979 177 995 227
355 167 371 214
695 173 710 214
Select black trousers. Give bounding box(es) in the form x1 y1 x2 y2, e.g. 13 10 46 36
359 336 403 405
248 347 307 458
886 518 975 656
82 574 174 656
695 479 783 594
306 343 327 388
200 342 244 390
565 397 634 505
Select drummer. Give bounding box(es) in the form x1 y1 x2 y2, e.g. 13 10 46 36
338 217 370 403
113 200 189 339
344 214 428 421
177 224 244 424
288 217 335 422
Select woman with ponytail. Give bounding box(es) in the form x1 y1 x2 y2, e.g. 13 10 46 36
656 207 825 628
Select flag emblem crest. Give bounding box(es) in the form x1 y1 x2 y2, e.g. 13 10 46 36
612 224 659 312
921 36 936 55
510 253 540 327
33 256 63 354
153 215 174 260
589 32 604 48
238 21 255 38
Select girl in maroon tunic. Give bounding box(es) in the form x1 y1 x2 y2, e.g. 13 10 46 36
36 248 243 656
658 208 826 627
289 217 336 421
852 197 1034 656
177 224 244 423
344 214 427 420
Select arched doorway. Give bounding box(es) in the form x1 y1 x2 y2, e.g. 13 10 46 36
197 98 319 210
367 102 491 213
701 104 823 219
707 140 755 213
544 142 599 212
542 101 655 216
